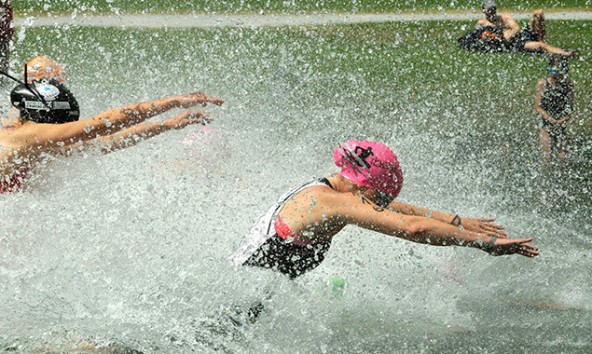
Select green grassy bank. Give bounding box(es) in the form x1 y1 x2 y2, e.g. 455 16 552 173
13 0 592 15
8 20 591 145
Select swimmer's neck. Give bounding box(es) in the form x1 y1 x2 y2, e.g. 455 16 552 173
326 174 360 194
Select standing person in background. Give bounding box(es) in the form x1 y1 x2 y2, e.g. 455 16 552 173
534 55 574 163
0 0 13 88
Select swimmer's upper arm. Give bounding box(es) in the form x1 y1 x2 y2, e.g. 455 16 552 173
321 191 420 237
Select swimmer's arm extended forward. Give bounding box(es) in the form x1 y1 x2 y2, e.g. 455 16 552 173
386 201 506 237
325 193 538 257
30 92 223 147
92 91 223 131
57 110 211 155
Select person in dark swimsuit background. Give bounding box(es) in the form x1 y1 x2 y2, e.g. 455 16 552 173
230 140 539 281
534 55 574 163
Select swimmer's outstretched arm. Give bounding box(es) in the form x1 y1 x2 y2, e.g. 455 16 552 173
368 212 536 257
386 201 506 237
28 92 223 147
59 110 211 155
90 91 224 132
324 193 538 257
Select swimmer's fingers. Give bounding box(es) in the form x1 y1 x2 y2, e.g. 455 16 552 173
462 217 505 237
185 110 212 125
489 238 539 257
467 217 507 238
181 92 225 107
167 110 212 129
198 111 213 125
476 218 505 230
513 242 540 258
518 244 540 257
483 228 508 238
482 224 507 238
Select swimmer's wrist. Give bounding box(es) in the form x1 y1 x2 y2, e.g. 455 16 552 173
450 214 461 226
480 236 497 253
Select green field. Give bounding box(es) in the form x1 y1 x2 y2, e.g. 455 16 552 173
13 0 592 15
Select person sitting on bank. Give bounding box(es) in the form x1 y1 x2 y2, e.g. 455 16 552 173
459 0 578 57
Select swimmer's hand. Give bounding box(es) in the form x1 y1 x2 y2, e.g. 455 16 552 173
486 237 539 258
166 110 212 129
461 217 507 238
179 92 225 108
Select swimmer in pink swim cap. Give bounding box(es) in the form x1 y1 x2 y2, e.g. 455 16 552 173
231 139 538 278
229 139 538 322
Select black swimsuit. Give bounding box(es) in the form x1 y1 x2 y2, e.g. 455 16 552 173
510 25 540 52
458 26 509 52
230 178 334 279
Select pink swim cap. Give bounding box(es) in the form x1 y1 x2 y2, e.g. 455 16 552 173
333 140 403 198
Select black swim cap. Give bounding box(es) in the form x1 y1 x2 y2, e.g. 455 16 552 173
11 80 80 124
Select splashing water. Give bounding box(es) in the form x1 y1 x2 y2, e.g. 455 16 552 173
1 16 591 354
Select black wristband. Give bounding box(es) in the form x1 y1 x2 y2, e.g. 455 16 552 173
451 214 461 226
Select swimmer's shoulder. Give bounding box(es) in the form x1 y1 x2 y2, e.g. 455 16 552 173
290 181 339 203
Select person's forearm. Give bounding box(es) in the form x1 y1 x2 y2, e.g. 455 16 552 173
103 96 181 131
121 97 181 121
398 217 494 252
95 122 171 153
388 201 457 224
53 122 167 155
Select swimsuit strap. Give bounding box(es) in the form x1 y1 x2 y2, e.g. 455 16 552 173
318 177 333 189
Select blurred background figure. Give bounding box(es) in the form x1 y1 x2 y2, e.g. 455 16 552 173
508 8 578 57
534 55 574 163
460 0 578 57
0 0 13 88
178 126 232 176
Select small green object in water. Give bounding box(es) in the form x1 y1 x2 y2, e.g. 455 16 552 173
325 276 347 299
